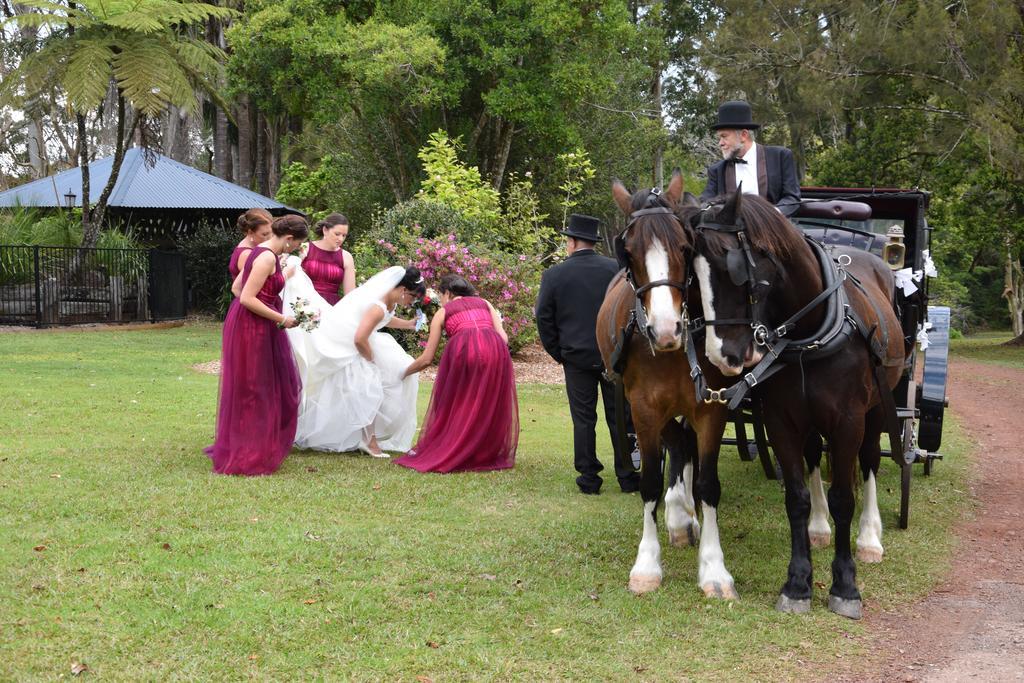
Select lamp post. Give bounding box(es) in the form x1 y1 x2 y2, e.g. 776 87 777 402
63 188 77 213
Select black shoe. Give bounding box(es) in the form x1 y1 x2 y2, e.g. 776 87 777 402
576 476 602 495
619 478 640 494
578 485 601 495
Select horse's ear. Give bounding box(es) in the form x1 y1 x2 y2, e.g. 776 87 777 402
612 179 632 215
680 191 700 208
664 168 684 206
719 185 743 224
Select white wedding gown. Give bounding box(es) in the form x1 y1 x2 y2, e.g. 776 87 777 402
282 265 418 453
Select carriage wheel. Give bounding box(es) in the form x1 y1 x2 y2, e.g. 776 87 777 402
897 378 918 530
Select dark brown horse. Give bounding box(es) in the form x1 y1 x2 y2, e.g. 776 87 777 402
596 172 737 597
683 189 906 619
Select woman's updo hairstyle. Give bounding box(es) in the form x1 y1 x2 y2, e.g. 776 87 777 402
237 208 273 234
439 274 477 297
398 266 427 298
314 212 349 238
271 214 309 241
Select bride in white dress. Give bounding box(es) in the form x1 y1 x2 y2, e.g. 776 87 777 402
282 265 424 456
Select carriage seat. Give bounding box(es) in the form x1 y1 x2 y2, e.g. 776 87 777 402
792 200 872 221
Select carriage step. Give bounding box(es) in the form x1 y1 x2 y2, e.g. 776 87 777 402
896 408 917 419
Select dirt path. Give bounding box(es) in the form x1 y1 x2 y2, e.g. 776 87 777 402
837 358 1024 682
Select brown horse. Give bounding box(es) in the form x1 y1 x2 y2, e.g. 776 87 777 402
683 189 906 619
596 171 738 597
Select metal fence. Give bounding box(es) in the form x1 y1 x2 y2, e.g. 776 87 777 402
0 245 186 327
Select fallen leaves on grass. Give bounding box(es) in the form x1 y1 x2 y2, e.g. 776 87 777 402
303 599 318 605
478 573 496 581
372 483 382 491
306 466 319 473
161 543 171 551
426 641 440 649
416 676 434 683
550 628 563 635
71 661 88 675
304 531 322 541
33 545 46 552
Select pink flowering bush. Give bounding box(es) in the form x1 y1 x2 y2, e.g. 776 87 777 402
353 230 540 354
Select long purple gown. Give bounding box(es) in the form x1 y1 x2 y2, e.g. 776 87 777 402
302 243 346 305
206 247 300 475
395 297 518 473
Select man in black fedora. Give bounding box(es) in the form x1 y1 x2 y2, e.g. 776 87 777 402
535 214 640 495
699 100 801 216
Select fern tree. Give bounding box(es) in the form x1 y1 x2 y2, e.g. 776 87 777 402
1 0 236 248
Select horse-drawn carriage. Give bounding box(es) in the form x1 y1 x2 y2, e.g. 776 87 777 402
726 187 950 530
598 176 951 618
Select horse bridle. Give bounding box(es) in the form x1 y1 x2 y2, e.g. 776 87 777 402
616 188 690 346
692 209 777 346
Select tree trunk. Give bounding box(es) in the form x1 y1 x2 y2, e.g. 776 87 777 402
267 115 283 197
214 105 231 180
163 105 191 161
83 93 135 249
236 97 253 190
255 110 269 196
1003 246 1024 336
491 117 514 191
652 60 663 188
77 112 90 233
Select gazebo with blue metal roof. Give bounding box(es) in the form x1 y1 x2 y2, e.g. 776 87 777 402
0 148 302 243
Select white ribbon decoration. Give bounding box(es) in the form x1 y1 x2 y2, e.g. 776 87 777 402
894 267 922 297
917 321 933 351
922 249 938 278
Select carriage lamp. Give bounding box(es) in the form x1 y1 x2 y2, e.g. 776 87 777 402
63 188 77 212
882 224 906 270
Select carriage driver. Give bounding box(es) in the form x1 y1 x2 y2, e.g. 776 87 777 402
699 100 802 217
535 214 641 495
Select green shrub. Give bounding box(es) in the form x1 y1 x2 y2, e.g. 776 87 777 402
180 222 239 317
416 130 501 228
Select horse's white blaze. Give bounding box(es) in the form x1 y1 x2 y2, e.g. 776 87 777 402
630 500 663 581
665 463 700 543
694 255 737 375
644 236 681 347
808 465 831 543
697 502 735 589
857 471 884 560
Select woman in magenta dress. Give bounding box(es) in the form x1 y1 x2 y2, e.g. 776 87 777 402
206 215 309 476
395 275 518 473
299 212 355 304
228 208 274 282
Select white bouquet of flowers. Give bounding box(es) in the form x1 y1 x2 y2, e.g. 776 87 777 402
290 297 321 332
414 287 441 331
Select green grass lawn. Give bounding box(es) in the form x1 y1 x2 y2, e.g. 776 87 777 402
949 330 1024 369
1 322 972 681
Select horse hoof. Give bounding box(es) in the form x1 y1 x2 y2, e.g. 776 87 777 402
775 594 811 614
669 523 700 547
809 532 831 548
856 546 884 563
828 595 863 620
701 581 738 600
629 574 662 594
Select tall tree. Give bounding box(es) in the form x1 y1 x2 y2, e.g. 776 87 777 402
2 0 236 248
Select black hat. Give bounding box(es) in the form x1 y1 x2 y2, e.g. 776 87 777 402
711 100 760 131
561 213 602 242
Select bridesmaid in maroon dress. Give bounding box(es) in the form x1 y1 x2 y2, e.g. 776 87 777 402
395 275 518 473
301 212 355 304
228 208 273 283
206 215 309 476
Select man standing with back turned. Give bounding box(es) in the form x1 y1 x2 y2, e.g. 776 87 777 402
535 214 640 495
699 100 801 216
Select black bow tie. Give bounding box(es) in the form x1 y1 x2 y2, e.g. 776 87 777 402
726 157 747 165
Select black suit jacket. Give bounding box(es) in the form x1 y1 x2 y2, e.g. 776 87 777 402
699 144 801 217
535 249 619 370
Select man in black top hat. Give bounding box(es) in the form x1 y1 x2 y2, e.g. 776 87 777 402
699 100 801 217
535 214 640 495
